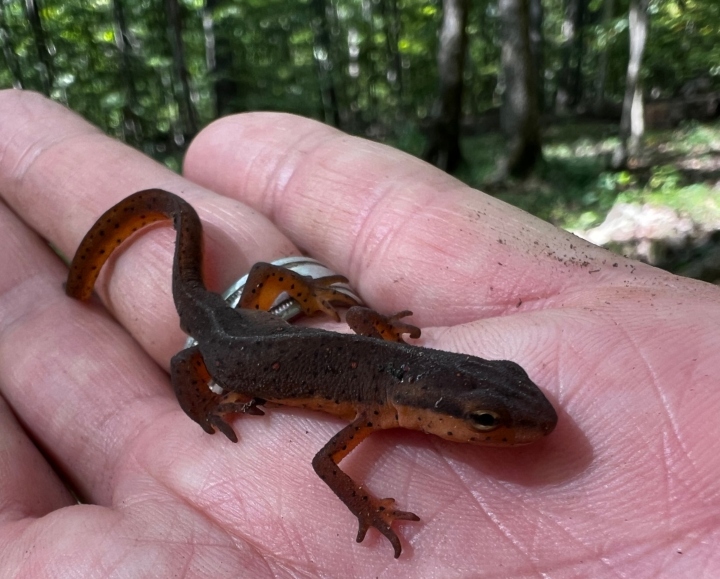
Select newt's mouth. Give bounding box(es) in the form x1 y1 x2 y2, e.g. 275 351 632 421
511 417 557 445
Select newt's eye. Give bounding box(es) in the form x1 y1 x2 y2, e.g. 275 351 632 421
470 411 500 431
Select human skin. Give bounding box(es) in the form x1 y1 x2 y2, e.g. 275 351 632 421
0 89 719 578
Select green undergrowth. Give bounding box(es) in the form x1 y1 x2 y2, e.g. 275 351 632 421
456 119 720 232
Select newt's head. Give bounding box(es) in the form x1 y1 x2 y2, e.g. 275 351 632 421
390 355 557 445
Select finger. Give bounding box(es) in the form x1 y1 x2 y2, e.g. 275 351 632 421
183 113 663 324
0 90 296 365
0 192 177 502
0 396 74 522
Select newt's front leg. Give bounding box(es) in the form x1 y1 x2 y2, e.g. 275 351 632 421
346 307 421 343
312 413 420 558
171 347 263 443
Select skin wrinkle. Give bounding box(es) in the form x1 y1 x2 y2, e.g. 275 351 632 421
475 492 538 566
339 190 379 278
372 560 396 579
426 440 532 565
260 125 352 227
395 447 423 533
594 558 626 579
539 473 645 563
129 426 313 572
190 539 269 579
504 266 533 312
364 196 560 323
4 140 38 189
681 378 720 497
349 189 432 293
432 217 569 319
2 113 98 185
272 469 294 553
507 257 594 313
255 135 299 221
0 273 62 348
554 533 618 574
419 439 476 521
306 132 448 211
410 489 468 563
556 315 604 396
611 321 701 511
602 529 691 574
348 189 403 271
43 314 169 499
271 558 317 579
12 134 106 220
286 144 366 218
233 136 278 214
128 458 272 575
548 305 646 402
278 522 312 576
436 307 559 371
458 464 572 569
616 326 675 527
528 504 591 569
662 436 713 518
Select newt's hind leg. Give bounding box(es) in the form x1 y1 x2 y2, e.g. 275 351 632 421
346 307 421 343
171 347 263 443
239 262 360 321
312 412 419 558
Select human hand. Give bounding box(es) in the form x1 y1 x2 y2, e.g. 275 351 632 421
0 90 718 577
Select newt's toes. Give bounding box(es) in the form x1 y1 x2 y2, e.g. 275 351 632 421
355 498 420 558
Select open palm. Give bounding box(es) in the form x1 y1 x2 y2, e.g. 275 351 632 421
1 90 718 578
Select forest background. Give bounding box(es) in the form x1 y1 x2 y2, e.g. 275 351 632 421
1 0 720 281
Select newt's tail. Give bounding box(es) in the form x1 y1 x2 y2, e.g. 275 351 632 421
66 188 204 301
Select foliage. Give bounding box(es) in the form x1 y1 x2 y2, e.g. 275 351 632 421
1 0 720 235
2 0 720 147
645 0 720 97
459 119 720 231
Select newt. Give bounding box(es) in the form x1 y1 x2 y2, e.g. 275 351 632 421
66 189 558 558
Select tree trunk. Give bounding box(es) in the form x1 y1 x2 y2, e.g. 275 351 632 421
311 0 341 127
111 0 142 145
381 0 403 104
200 4 216 117
205 0 242 116
22 0 53 94
0 8 24 89
527 0 544 112
593 0 615 115
422 0 469 173
555 0 585 114
497 0 542 179
611 0 649 170
164 0 199 140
